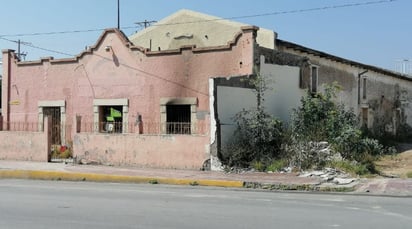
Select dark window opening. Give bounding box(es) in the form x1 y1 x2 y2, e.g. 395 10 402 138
311 66 318 94
363 78 367 100
166 105 191 134
99 106 123 133
299 68 304 89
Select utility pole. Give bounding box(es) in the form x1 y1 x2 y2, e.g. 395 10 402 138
135 20 157 29
18 39 21 59
16 40 28 61
117 0 120 29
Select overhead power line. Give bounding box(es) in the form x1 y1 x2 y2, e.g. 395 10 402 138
225 0 397 21
155 0 398 27
0 37 209 96
0 0 398 95
0 0 397 38
0 37 74 57
24 42 74 57
0 26 137 38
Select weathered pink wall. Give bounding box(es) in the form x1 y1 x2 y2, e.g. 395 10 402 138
73 133 209 169
1 26 257 168
0 131 48 161
2 27 256 126
0 117 51 162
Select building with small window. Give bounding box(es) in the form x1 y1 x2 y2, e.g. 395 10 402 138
2 9 412 169
1 21 257 169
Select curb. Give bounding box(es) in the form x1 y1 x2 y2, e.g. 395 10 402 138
243 181 356 192
0 170 357 193
0 169 244 188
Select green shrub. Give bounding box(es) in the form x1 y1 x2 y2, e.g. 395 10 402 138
266 159 287 172
407 171 412 178
223 73 284 168
291 83 357 143
224 80 386 174
332 126 363 160
361 138 383 156
328 160 370 176
224 110 283 168
251 161 265 172
287 82 384 174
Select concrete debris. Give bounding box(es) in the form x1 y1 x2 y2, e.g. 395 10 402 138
299 167 357 185
79 158 100 165
333 178 356 185
279 167 292 173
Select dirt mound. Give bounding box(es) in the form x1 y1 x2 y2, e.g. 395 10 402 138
376 150 412 178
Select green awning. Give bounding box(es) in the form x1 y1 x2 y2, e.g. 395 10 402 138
110 108 122 118
106 108 121 121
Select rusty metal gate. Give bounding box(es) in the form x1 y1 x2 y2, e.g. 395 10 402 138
43 107 61 145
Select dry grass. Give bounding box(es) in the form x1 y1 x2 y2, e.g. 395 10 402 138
375 150 412 178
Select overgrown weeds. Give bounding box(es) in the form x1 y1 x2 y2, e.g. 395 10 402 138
249 159 288 172
266 159 288 172
222 73 284 168
221 80 394 176
327 160 371 176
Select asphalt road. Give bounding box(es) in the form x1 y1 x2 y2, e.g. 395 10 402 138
0 180 411 229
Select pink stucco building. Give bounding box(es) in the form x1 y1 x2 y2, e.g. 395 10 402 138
3 9 411 169
1 27 257 169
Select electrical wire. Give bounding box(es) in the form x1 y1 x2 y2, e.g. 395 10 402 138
0 0 397 38
0 0 398 91
92 52 210 96
155 0 398 26
0 37 74 57
0 36 209 96
0 26 138 38
225 0 397 20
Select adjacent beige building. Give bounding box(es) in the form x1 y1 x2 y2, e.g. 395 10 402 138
129 9 276 51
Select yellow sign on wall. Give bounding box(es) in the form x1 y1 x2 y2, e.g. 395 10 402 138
9 100 20 105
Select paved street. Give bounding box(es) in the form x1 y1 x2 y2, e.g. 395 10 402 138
0 180 411 229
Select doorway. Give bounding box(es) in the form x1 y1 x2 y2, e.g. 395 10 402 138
43 107 61 145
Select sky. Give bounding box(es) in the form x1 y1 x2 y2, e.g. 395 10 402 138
0 0 411 74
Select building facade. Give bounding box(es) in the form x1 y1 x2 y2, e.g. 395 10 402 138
1 9 411 169
1 26 257 169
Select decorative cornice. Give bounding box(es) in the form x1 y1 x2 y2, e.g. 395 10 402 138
14 26 258 66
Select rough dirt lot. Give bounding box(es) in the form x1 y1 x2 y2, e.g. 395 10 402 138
376 150 412 178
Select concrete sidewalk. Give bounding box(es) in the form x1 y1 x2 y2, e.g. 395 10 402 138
0 160 411 196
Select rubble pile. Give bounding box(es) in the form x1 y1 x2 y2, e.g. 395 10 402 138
299 168 357 185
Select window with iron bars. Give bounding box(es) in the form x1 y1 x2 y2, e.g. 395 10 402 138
166 105 191 134
99 106 123 133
